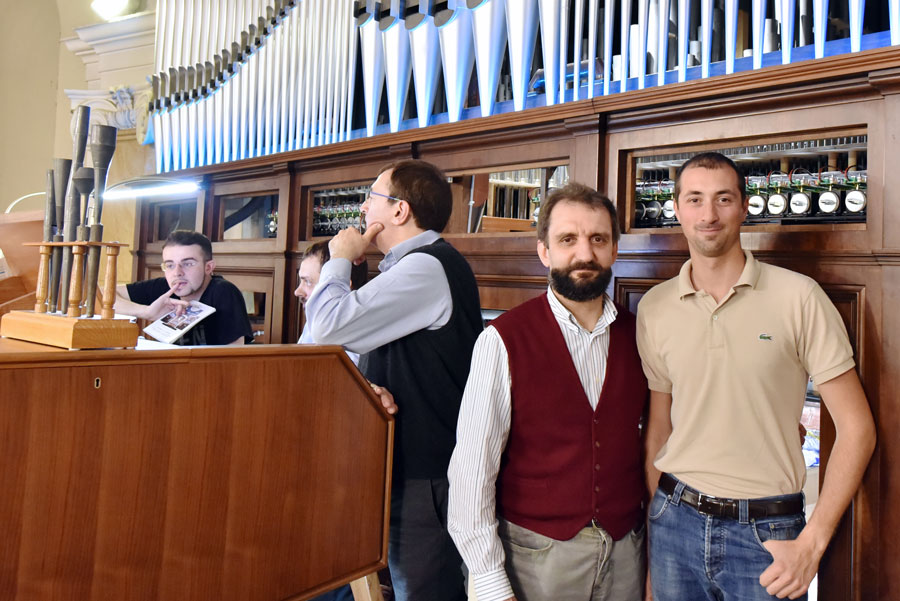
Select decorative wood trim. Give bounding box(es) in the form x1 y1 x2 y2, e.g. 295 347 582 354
474 274 546 288
868 67 900 95
608 78 875 131
564 114 602 136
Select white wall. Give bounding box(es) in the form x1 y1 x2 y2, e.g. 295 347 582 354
0 0 63 213
1 0 155 282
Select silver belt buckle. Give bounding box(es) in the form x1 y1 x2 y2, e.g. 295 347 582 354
697 494 724 516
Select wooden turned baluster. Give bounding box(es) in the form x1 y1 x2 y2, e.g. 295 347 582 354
34 244 52 313
67 245 86 318
100 245 120 319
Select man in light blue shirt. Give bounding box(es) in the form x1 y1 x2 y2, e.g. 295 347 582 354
306 159 482 601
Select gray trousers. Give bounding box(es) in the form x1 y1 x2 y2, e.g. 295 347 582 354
498 518 645 601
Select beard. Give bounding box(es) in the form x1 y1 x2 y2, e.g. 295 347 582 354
550 261 613 302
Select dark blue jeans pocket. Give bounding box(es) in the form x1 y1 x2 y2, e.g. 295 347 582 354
752 514 806 553
648 487 670 521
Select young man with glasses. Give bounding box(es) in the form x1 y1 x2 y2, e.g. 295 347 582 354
115 230 253 345
305 159 483 601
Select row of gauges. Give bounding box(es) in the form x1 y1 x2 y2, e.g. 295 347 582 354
312 187 366 237
634 170 867 227
744 171 866 219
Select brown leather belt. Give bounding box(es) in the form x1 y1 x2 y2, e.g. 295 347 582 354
658 473 804 520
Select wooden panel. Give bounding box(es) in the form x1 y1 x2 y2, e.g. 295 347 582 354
0 290 35 318
613 277 666 315
209 172 291 254
0 346 391 601
816 284 865 601
878 261 900 601
0 276 27 302
479 216 535 233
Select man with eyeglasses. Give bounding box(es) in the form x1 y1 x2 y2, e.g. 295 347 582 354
115 230 253 346
305 159 483 601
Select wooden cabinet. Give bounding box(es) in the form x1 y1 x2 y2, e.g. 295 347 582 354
0 342 392 601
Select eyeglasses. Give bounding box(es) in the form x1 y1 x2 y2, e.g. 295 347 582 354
161 259 202 271
365 189 405 204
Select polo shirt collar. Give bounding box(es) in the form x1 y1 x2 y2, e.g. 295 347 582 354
677 249 760 299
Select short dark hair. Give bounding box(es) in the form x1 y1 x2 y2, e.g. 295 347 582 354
674 152 747 203
164 230 213 261
537 182 620 245
302 240 330 264
301 239 368 290
378 159 452 232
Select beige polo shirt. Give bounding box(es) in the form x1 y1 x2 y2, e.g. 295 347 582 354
637 250 855 498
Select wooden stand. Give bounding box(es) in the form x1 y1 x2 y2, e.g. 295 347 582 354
0 310 138 350
0 241 137 349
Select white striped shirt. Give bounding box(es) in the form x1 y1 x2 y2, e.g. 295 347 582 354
448 288 618 601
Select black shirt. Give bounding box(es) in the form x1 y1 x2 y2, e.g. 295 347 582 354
126 275 254 345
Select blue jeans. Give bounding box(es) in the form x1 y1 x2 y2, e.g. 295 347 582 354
649 483 807 601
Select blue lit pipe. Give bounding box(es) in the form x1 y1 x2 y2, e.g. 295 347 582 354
850 0 865 53
436 2 475 123
357 5 385 137
470 0 507 118
407 8 442 128
505 0 539 110
781 0 796 64
814 0 829 59
380 3 412 133
752 0 767 69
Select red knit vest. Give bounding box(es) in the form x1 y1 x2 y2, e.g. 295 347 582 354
491 294 647 541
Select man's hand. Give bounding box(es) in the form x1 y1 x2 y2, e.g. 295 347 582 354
328 223 384 263
759 533 823 599
145 285 191 321
368 382 398 415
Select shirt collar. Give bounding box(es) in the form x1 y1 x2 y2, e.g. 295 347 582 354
378 230 441 272
546 286 618 334
678 249 760 299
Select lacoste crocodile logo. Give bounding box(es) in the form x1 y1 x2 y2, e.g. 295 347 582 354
759 334 773 341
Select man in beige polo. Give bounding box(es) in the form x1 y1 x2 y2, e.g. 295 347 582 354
637 152 875 601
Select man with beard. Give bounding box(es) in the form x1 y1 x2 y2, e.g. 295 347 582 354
448 183 648 601
638 153 874 600
115 230 252 345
